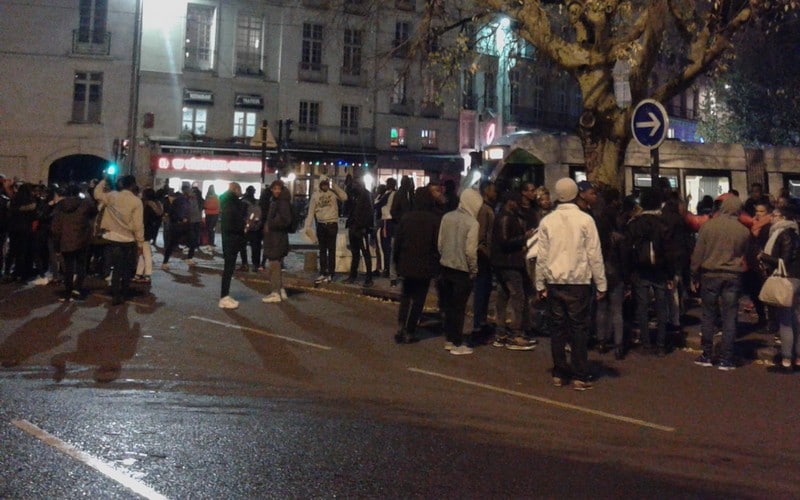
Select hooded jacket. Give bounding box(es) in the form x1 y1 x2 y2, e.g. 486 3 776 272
263 186 292 260
51 196 97 253
394 187 441 279
690 196 750 277
438 188 481 276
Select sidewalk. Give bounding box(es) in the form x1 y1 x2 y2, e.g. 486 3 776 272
177 234 779 365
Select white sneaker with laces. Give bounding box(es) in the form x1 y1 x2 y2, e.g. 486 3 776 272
218 296 239 309
450 345 474 355
32 275 50 286
314 275 326 284
262 292 282 303
280 288 288 300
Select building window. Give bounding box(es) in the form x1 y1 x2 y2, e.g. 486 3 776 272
421 129 438 149
532 74 543 119
302 23 323 70
392 71 407 104
72 71 103 123
299 101 320 132
233 111 257 137
484 72 496 110
182 106 208 135
509 69 520 112
340 105 360 135
185 4 216 70
390 127 406 147
394 21 410 53
236 14 263 75
78 0 107 43
343 29 362 76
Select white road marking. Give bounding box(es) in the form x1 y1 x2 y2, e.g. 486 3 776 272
188 316 332 350
408 367 676 432
11 419 169 500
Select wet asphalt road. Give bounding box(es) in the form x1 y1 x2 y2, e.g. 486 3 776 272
1 267 799 499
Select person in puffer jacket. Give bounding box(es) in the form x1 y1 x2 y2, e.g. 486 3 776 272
51 184 97 300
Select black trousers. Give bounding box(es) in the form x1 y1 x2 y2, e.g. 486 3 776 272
398 277 431 334
109 241 137 301
247 230 262 269
62 248 88 295
221 234 245 297
347 227 372 279
316 222 338 276
439 267 473 346
163 223 191 263
547 284 592 381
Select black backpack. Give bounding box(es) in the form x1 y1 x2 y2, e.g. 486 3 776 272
631 214 665 269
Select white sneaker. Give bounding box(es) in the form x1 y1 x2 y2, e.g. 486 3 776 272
444 342 455 351
280 288 288 300
314 275 326 284
32 276 50 286
261 292 282 303
218 296 239 309
161 263 170 271
450 345 474 355
185 259 197 267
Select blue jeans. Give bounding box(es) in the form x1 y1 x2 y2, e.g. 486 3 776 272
596 283 624 347
634 276 669 348
700 274 741 362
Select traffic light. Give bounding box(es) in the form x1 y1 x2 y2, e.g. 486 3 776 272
106 163 118 176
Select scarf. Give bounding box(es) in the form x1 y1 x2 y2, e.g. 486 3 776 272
764 219 798 255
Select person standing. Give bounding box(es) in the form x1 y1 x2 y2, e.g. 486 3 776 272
93 175 145 306
491 190 537 351
161 184 191 270
134 188 163 284
438 188 482 355
342 178 374 287
690 195 750 370
375 177 397 278
757 205 800 372
262 180 293 303
218 183 247 309
393 186 441 344
472 180 497 341
535 178 607 390
304 175 347 284
51 184 97 301
203 185 220 252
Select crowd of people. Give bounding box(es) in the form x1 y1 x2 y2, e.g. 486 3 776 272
2 170 799 386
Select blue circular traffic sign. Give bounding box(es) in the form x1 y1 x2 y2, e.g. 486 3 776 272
631 99 669 149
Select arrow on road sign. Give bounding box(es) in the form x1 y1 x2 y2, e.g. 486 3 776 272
635 112 662 137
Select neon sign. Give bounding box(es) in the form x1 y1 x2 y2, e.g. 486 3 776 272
151 155 268 174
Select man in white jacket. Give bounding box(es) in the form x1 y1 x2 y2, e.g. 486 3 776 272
535 177 607 390
304 175 347 284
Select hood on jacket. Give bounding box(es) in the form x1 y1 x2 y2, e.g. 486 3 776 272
720 196 743 215
59 196 84 213
458 188 483 218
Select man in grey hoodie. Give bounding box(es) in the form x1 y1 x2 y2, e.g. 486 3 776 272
438 188 482 355
690 194 750 370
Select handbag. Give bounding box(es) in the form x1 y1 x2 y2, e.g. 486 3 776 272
758 258 800 308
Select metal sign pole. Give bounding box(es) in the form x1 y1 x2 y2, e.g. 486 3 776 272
260 119 267 184
651 147 660 188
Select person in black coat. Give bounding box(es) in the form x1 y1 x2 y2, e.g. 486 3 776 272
51 184 97 300
393 186 441 344
261 180 293 303
624 188 675 355
218 182 247 309
342 178 374 287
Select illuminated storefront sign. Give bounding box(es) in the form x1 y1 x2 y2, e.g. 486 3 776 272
151 155 267 174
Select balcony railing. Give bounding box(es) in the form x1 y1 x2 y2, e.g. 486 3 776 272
292 126 375 148
298 62 328 83
506 105 573 129
72 30 111 56
340 69 366 87
420 101 443 118
390 99 415 116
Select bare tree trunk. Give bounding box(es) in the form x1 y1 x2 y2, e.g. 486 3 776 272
577 110 629 191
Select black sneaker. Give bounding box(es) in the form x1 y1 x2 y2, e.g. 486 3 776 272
342 276 356 284
694 354 713 367
363 278 374 287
